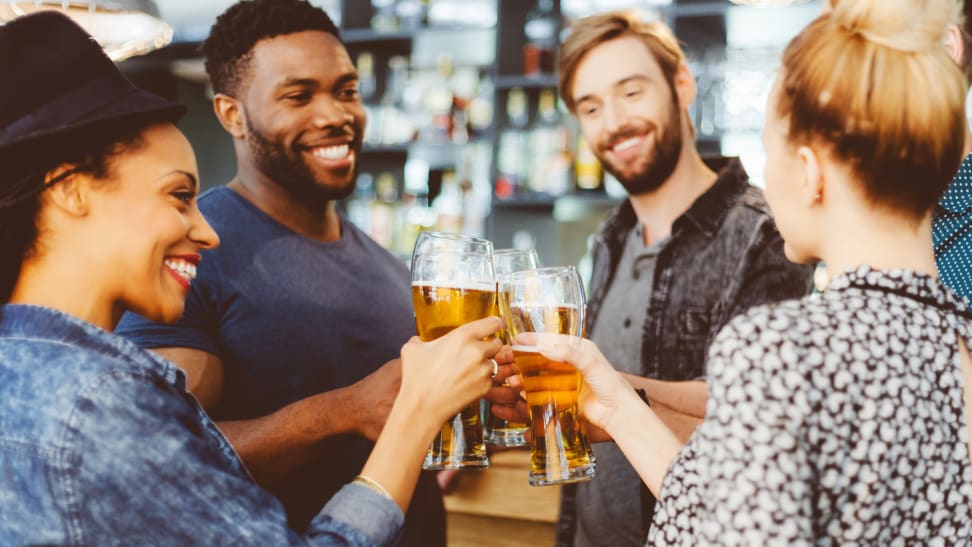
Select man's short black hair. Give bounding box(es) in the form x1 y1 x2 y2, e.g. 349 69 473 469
201 0 341 97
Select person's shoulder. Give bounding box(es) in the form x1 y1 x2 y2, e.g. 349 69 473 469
724 182 774 227
0 337 169 440
340 216 409 264
193 186 278 255
196 185 234 210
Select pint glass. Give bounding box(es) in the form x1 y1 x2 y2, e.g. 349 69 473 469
499 266 595 486
484 248 540 447
411 231 493 271
412 251 496 469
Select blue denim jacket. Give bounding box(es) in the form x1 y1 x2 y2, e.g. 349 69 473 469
0 304 403 546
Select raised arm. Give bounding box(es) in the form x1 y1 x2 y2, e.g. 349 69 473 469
152 346 404 493
359 317 504 511
619 374 705 443
74 366 403 546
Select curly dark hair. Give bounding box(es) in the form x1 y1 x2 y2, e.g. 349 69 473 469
201 0 341 97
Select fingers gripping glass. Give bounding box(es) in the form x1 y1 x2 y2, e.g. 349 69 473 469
485 248 541 448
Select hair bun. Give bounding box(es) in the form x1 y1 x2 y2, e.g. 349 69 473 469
829 0 962 54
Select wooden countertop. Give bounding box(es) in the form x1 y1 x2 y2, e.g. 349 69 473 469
443 449 561 546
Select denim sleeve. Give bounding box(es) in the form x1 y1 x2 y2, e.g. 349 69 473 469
722 227 812 324
703 225 813 382
311 484 405 545
66 369 403 546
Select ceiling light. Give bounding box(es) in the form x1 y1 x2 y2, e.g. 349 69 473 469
729 0 811 6
0 1 173 62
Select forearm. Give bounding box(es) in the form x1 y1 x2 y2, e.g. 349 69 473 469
603 389 684 498
621 374 707 418
359 397 441 512
618 375 705 444
217 386 357 490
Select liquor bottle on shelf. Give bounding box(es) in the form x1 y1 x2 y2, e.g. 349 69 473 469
449 68 476 146
458 144 491 236
528 88 571 196
346 172 375 235
370 0 399 32
356 51 377 103
377 55 414 145
523 0 557 78
433 170 463 234
495 87 530 200
574 134 604 193
395 190 435 259
395 0 427 30
397 157 437 257
421 53 455 143
370 171 400 249
358 52 381 146
466 70 494 138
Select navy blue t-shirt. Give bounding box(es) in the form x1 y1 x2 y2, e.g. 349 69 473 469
116 186 442 540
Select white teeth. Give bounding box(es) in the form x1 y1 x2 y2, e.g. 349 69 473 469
613 137 640 152
312 144 350 160
164 259 196 281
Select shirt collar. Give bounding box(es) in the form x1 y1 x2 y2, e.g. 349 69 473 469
0 304 185 387
938 153 972 213
827 265 967 314
600 156 749 245
674 157 749 238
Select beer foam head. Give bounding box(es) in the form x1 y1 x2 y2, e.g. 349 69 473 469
411 280 497 292
510 344 541 353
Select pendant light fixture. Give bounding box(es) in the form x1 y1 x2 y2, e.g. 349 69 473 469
0 1 172 61
729 0 811 6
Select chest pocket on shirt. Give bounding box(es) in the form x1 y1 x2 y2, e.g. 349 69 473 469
675 306 711 379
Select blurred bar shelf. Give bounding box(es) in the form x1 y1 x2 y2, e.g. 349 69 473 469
495 74 558 90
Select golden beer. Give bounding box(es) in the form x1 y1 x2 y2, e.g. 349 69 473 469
484 292 529 446
412 283 496 469
513 346 594 485
506 303 594 485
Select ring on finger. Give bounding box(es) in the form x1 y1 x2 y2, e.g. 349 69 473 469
488 358 499 379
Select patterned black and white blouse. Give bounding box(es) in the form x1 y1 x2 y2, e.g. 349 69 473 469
650 266 972 546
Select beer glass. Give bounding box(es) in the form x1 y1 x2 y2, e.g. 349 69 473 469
484 248 540 447
412 251 496 469
499 266 595 486
411 231 493 271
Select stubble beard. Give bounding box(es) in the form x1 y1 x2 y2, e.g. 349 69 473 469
599 99 684 197
245 117 357 204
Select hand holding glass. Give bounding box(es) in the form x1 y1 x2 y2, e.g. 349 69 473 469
499 266 595 486
485 248 540 448
412 251 496 469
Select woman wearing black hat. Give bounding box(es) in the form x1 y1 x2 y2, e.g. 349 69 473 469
0 11 502 545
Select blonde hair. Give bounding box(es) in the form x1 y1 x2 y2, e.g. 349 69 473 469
557 11 685 113
779 0 967 215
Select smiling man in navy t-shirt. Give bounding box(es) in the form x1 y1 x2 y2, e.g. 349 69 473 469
116 1 444 543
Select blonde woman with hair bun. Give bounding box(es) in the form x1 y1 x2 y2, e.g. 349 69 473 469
524 0 972 543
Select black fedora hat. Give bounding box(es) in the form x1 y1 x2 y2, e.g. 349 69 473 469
0 10 186 172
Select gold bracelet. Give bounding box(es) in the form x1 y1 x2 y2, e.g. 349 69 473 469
352 475 393 501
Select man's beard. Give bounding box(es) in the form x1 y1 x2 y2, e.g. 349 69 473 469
246 117 357 203
598 95 683 196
